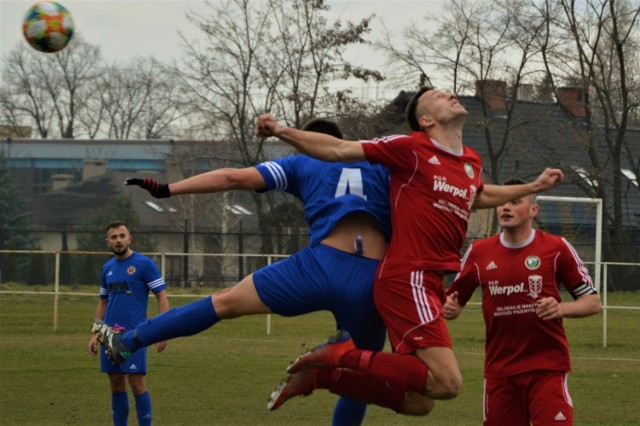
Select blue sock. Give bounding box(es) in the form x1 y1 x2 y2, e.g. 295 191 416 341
134 391 152 426
121 296 220 348
332 396 367 426
111 391 129 426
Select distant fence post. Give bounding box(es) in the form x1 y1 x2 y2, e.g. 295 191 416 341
54 252 60 332
183 219 189 288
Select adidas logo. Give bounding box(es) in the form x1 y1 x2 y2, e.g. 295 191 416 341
428 155 441 165
129 363 138 370
107 271 113 276
486 261 497 270
554 411 567 421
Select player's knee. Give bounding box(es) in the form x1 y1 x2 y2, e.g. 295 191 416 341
442 373 463 399
213 292 246 318
401 392 436 416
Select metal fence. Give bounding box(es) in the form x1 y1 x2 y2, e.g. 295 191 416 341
0 249 638 347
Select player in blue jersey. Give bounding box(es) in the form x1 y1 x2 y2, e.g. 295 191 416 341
88 221 170 426
91 118 391 425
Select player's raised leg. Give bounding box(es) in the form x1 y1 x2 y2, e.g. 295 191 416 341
92 274 269 364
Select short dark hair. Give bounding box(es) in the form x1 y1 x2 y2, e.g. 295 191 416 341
302 118 343 139
106 221 128 232
406 85 434 131
502 178 536 203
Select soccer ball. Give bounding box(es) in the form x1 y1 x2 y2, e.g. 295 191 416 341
22 1 75 53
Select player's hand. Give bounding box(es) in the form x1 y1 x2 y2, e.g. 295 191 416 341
533 168 564 192
255 114 280 137
125 178 171 198
88 334 99 356
443 291 462 320
537 297 562 320
156 340 168 353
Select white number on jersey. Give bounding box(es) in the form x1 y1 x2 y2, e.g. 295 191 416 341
335 168 367 200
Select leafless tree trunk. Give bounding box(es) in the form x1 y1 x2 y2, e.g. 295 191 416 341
172 0 381 255
96 58 187 140
1 48 57 138
537 0 639 273
0 34 102 139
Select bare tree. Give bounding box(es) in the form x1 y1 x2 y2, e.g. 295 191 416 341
96 58 187 140
537 0 640 271
171 0 381 257
0 34 102 138
1 48 56 138
376 0 552 236
267 0 382 127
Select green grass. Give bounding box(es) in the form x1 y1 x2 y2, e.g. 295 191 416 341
0 287 639 425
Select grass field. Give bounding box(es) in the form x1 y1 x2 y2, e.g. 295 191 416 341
1 287 639 425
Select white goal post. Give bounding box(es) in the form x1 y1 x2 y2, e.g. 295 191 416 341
536 195 608 346
536 195 603 292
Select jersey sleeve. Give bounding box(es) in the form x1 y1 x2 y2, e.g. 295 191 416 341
99 264 109 300
361 134 415 172
143 257 167 294
557 237 597 299
446 243 480 306
254 156 301 196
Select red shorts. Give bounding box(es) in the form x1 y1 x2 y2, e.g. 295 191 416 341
373 269 452 354
484 371 574 426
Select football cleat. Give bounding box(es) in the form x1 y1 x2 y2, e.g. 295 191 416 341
91 320 133 365
287 330 354 374
268 368 319 411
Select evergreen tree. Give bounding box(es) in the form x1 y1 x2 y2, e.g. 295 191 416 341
0 153 36 283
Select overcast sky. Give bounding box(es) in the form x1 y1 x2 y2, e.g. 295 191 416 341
1 0 443 99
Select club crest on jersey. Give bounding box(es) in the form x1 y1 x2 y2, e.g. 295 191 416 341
524 256 540 270
127 266 136 275
464 162 474 178
528 274 543 298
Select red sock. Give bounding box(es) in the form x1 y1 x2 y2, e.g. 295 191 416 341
341 350 428 395
326 368 406 413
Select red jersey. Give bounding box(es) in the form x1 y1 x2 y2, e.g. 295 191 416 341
361 131 485 275
447 229 597 378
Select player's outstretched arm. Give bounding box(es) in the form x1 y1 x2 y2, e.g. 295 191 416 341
473 168 564 209
255 113 365 162
125 167 266 198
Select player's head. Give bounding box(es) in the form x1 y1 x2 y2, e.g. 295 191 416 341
497 178 539 230
302 118 343 139
105 220 132 258
406 86 467 132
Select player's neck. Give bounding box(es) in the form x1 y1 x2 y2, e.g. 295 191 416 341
502 227 534 244
116 249 134 260
427 126 463 150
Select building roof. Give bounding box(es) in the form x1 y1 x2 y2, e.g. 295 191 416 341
6 86 640 237
379 88 640 230
23 170 258 230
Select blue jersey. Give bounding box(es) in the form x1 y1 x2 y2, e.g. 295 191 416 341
100 252 166 330
255 155 391 245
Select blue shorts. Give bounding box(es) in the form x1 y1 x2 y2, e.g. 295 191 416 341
100 345 147 375
253 244 386 351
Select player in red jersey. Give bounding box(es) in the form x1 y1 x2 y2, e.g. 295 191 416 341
255 86 564 416
443 177 601 425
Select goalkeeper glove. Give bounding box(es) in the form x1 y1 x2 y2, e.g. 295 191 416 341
125 178 171 198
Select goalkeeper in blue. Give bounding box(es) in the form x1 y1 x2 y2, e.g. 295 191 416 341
92 118 391 425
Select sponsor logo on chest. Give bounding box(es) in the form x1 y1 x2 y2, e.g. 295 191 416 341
433 175 468 198
487 276 543 299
